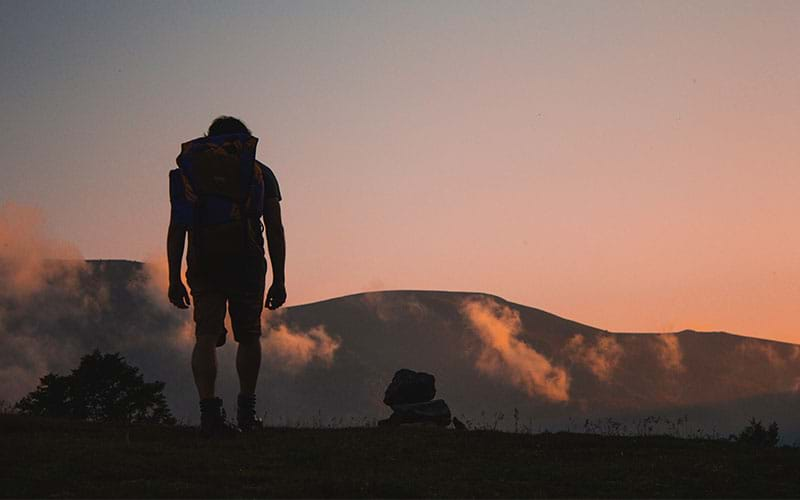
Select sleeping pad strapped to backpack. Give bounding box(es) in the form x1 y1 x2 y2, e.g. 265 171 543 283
174 133 265 258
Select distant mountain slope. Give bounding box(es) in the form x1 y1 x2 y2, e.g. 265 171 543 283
278 290 800 430
2 260 798 439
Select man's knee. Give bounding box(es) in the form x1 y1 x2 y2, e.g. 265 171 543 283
195 334 218 350
237 335 262 348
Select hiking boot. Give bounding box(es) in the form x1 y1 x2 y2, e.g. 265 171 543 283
199 397 239 439
237 393 263 432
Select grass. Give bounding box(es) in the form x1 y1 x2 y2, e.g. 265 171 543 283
1 414 799 498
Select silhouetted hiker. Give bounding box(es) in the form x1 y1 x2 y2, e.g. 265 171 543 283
167 116 286 437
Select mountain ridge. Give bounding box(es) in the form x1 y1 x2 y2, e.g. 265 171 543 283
63 259 800 346
3 259 796 439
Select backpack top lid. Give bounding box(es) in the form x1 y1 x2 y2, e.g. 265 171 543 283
176 134 258 202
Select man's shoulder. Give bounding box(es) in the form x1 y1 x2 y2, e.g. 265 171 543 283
256 160 278 179
256 160 282 201
169 168 185 184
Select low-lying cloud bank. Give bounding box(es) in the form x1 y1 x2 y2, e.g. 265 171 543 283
0 202 340 416
460 297 570 402
654 333 685 372
565 334 624 382
263 324 340 373
361 292 428 322
0 202 84 298
0 203 93 401
737 340 788 368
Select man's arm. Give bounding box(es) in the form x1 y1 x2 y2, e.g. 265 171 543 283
167 219 191 309
263 198 286 309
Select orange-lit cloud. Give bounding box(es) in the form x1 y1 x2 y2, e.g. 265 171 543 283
127 253 195 347
737 340 794 368
740 341 784 366
263 324 340 373
139 254 173 310
0 205 196 403
460 297 569 401
0 202 84 297
654 334 685 372
565 334 624 382
361 292 428 322
0 203 90 399
0 203 89 399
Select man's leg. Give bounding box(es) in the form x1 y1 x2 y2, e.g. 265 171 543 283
236 336 261 395
192 334 218 399
191 289 227 399
230 258 265 397
188 284 235 437
234 336 262 431
230 269 265 430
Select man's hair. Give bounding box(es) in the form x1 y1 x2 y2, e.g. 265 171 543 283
207 116 252 136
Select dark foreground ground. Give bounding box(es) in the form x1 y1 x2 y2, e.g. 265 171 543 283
1 414 799 498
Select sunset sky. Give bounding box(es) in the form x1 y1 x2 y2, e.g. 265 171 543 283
1 1 798 343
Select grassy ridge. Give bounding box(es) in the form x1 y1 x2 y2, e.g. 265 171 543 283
1 414 798 498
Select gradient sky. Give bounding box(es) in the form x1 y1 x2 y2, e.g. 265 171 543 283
1 0 798 343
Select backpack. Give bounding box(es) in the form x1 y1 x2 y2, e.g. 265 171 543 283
175 133 265 256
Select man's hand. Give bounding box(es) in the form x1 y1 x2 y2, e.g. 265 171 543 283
266 282 286 310
168 281 191 309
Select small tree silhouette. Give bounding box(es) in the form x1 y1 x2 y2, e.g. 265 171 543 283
15 350 175 425
735 418 779 447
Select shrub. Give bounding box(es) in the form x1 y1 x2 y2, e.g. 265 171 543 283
15 350 174 425
734 418 779 447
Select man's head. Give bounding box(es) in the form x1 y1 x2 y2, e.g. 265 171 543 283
207 116 252 137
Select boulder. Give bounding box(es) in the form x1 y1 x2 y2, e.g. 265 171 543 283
378 399 452 427
382 368 436 406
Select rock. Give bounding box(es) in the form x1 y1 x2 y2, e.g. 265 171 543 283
383 368 436 406
452 416 467 431
379 399 452 427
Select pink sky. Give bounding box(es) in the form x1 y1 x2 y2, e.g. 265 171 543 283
1 1 798 343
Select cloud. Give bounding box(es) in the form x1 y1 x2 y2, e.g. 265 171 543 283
736 340 788 368
124 254 195 349
263 324 341 374
565 334 623 382
136 254 173 311
460 297 569 402
0 203 193 406
654 334 685 372
0 202 84 298
0 203 92 401
0 201 342 422
361 292 428 322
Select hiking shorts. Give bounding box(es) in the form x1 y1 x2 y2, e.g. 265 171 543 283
187 256 266 346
